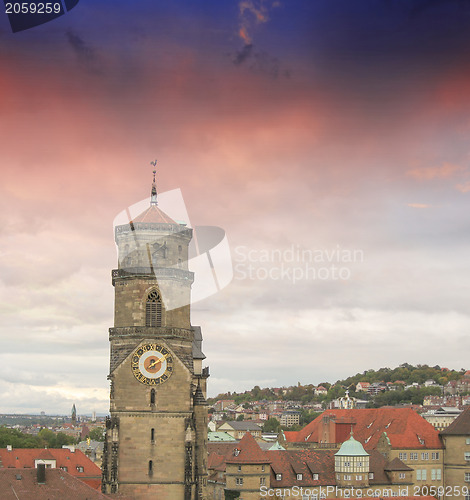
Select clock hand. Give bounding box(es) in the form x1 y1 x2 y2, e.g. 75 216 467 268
147 354 168 370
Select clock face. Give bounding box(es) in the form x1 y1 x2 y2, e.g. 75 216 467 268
131 343 174 385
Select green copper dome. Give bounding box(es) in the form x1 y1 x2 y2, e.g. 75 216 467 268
335 435 369 457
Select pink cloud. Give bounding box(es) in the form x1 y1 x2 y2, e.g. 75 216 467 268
406 162 467 180
407 203 431 209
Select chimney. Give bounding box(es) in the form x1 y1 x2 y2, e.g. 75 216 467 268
6 445 12 452
37 463 46 484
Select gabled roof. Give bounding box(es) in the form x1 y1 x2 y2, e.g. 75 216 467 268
0 448 102 490
220 421 262 431
225 432 271 465
441 407 470 435
288 408 442 449
384 457 413 471
0 468 110 500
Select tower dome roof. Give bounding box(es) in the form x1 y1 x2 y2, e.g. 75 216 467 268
335 435 369 457
131 204 177 224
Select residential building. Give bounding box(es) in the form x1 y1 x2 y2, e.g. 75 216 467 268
0 447 102 490
440 407 470 500
280 408 444 488
281 411 301 427
0 467 113 500
217 421 262 440
422 407 462 431
207 431 417 500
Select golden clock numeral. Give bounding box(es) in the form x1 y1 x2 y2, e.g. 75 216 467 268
167 367 173 372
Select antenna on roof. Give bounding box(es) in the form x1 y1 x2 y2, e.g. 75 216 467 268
150 160 158 205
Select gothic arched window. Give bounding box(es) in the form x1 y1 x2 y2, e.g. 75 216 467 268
146 290 162 327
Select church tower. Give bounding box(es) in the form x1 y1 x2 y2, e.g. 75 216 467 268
102 168 209 499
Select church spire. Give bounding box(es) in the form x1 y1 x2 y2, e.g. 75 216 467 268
150 160 158 205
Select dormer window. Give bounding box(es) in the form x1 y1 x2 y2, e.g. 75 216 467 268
276 473 282 481
297 473 303 480
312 473 319 480
76 466 84 473
233 449 240 457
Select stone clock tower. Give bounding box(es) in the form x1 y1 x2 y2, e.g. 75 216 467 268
102 171 209 499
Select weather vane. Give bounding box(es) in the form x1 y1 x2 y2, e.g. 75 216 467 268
150 160 158 205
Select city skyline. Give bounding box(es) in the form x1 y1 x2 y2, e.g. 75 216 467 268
1 1 470 413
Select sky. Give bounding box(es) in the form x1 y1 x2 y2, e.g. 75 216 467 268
1 0 470 415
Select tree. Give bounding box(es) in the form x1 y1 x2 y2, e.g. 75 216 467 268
88 427 105 442
262 418 280 433
236 414 244 421
0 427 43 448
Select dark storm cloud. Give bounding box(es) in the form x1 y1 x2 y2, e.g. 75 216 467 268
233 43 254 65
66 30 101 73
232 44 289 79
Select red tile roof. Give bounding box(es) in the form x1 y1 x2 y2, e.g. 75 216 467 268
0 448 102 489
286 408 442 449
225 432 271 464
131 205 177 224
0 468 110 500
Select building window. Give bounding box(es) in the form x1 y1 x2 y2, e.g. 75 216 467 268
76 466 84 473
236 477 243 485
261 465 265 472
344 461 350 467
464 472 470 482
260 477 266 486
151 428 155 442
466 438 470 445
399 453 407 461
399 473 406 479
146 290 162 327
417 469 427 481
312 473 319 480
369 473 374 479
238 465 241 472
383 491 389 497
421 452 429 460
148 460 153 475
344 475 351 480
432 452 440 460
297 473 303 480
356 475 363 480
410 453 418 460
276 474 282 481
431 469 441 480
465 452 470 461
150 389 156 405
60 466 68 472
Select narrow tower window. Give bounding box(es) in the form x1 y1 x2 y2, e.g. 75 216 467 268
150 389 156 405
151 428 155 442
148 460 153 475
146 290 162 327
